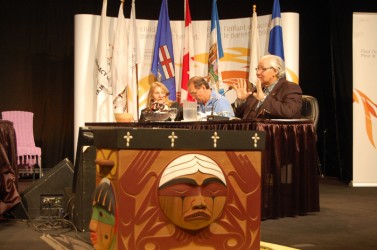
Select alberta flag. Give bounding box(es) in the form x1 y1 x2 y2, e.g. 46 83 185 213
268 0 285 61
208 0 224 92
151 0 176 101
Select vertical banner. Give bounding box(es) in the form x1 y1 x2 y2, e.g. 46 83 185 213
281 13 299 83
352 13 377 187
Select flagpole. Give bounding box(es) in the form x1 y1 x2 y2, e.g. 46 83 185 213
132 0 139 119
131 0 140 120
249 3 260 87
136 62 139 119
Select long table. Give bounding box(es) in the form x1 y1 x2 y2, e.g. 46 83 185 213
85 118 320 219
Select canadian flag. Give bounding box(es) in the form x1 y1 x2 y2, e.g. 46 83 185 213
180 0 194 102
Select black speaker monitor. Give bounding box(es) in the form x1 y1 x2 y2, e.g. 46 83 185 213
12 158 74 219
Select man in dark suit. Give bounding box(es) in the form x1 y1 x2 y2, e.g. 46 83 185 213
233 55 302 119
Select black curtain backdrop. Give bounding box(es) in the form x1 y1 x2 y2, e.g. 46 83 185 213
1 1 74 171
1 0 376 182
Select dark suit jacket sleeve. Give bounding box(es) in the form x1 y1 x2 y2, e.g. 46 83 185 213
235 98 255 119
261 80 302 119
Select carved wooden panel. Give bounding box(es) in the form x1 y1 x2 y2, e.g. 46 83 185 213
91 149 261 250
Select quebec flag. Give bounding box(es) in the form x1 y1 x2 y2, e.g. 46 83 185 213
268 0 285 61
151 0 176 101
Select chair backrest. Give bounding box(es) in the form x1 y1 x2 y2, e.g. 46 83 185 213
301 95 319 129
1 111 37 147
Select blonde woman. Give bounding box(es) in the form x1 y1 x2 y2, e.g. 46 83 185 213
139 82 182 122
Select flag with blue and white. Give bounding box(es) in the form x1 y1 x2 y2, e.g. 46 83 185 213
208 0 224 92
268 0 285 61
151 0 176 101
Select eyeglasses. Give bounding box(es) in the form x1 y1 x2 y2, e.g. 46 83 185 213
189 86 204 96
255 67 273 72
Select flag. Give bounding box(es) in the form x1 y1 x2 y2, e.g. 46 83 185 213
208 0 224 92
249 4 261 86
180 0 194 102
268 0 285 61
127 0 140 120
95 0 113 122
112 0 140 121
112 1 128 114
151 0 176 101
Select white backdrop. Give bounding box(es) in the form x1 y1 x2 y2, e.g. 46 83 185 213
352 13 377 187
73 13 299 154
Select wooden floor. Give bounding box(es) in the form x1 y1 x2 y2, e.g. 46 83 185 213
1 177 377 250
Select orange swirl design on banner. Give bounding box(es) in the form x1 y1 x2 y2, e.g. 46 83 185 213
354 88 377 148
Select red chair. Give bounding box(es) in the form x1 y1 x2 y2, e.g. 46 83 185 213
1 111 42 178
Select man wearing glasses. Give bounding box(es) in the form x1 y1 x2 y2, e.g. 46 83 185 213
233 55 302 119
187 76 235 118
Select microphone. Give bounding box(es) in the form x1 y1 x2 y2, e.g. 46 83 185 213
221 86 233 96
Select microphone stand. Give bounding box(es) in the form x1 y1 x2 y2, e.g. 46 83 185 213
211 97 216 116
207 97 229 121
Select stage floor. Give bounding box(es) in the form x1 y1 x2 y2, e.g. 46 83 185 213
1 177 376 250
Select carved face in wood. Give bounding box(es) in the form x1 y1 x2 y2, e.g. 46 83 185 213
89 178 117 250
158 154 227 230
